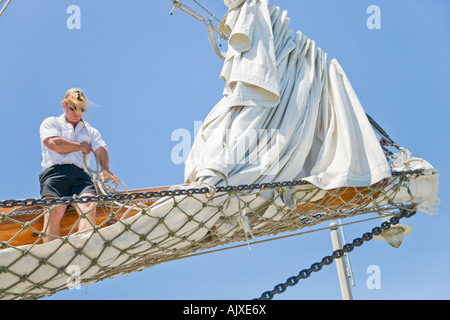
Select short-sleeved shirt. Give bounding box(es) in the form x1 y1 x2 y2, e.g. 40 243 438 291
40 114 106 173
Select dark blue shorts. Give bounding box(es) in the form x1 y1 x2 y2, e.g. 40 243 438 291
39 164 97 198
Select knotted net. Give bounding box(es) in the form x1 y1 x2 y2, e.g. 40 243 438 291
0 154 439 299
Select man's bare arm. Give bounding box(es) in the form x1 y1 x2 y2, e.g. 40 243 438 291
94 146 118 185
44 137 91 154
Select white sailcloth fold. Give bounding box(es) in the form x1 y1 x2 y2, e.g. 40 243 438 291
185 0 392 189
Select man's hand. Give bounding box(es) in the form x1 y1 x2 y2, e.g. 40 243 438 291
80 141 92 155
45 137 92 155
94 146 118 186
100 169 118 186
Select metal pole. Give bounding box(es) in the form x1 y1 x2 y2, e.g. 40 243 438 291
330 222 353 300
338 219 355 287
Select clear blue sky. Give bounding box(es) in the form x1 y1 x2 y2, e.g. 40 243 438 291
0 0 449 300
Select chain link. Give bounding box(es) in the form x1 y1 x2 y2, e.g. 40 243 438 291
254 209 417 300
0 169 424 209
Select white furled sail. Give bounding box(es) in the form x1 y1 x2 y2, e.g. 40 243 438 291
186 0 392 190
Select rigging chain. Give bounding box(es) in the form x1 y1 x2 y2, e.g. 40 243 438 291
254 209 417 300
0 169 424 209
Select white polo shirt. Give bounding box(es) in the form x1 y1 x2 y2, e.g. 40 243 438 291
40 114 107 173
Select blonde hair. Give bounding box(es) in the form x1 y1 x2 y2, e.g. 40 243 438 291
62 88 91 114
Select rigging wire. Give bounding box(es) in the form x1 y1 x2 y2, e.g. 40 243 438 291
0 0 12 18
192 0 221 24
170 0 227 61
170 0 226 37
164 212 395 263
366 113 400 150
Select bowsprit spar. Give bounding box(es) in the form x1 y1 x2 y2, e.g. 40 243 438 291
0 0 439 300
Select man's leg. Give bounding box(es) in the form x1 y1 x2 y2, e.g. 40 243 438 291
42 196 67 243
74 192 97 234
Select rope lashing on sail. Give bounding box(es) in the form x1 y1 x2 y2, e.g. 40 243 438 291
170 0 227 61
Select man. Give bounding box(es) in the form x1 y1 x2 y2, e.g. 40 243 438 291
39 88 118 243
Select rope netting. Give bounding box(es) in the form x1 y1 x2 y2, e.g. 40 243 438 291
0 168 429 300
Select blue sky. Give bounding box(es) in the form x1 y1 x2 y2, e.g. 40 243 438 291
0 0 449 300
